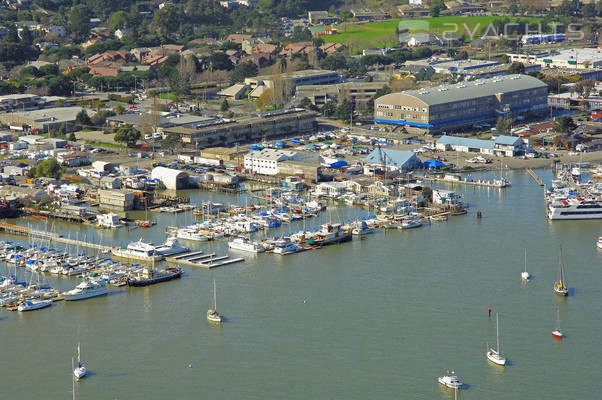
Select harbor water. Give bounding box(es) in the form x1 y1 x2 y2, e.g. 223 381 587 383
1 170 601 399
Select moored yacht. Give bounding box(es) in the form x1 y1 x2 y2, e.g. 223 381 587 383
597 236 602 250
111 240 164 262
351 220 374 236
228 237 265 253
154 237 189 256
437 371 462 389
548 198 602 220
176 228 210 242
64 280 108 301
272 237 299 254
18 299 52 312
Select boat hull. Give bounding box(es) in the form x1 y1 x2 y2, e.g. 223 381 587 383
552 330 563 339
487 350 506 366
111 249 164 263
64 288 108 301
126 269 182 287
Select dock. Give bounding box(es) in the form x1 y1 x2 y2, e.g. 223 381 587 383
526 168 544 186
424 175 510 188
165 250 245 269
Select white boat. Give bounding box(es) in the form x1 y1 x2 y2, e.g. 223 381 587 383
176 228 210 242
18 299 52 311
272 237 299 254
96 213 122 228
154 237 189 256
437 371 462 389
111 240 164 262
228 237 265 253
352 221 374 236
207 279 223 323
73 342 87 380
548 198 602 220
597 236 602 250
521 249 531 280
401 219 423 229
554 245 568 296
64 280 108 301
487 313 507 366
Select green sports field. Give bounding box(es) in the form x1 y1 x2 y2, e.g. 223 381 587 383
323 16 543 50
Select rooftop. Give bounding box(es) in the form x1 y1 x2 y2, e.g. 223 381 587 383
363 149 419 167
376 75 547 106
7 107 93 123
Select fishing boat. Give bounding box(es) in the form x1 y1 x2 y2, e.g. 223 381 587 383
64 280 108 301
597 236 602 250
521 249 531 280
154 237 189 256
126 267 183 287
17 299 52 312
554 245 568 296
111 240 164 263
207 279 223 323
272 237 299 254
73 342 87 380
437 371 462 389
486 313 507 366
228 237 265 253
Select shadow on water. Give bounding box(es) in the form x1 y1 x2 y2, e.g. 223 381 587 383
106 290 126 297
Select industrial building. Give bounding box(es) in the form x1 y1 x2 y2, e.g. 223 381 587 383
373 75 548 134
199 147 248 162
98 189 135 211
163 109 316 149
243 149 319 177
507 48 602 69
435 135 525 156
244 69 340 91
0 107 92 133
363 149 422 171
295 82 386 108
151 167 189 190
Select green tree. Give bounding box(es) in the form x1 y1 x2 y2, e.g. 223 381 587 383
430 0 446 17
290 26 312 42
321 99 337 118
335 99 354 122
27 158 64 179
5 25 19 43
68 132 77 142
75 109 91 126
114 104 125 114
58 123 66 138
553 116 576 134
495 117 515 134
220 99 229 112
69 5 92 43
507 62 525 74
161 132 181 153
20 65 39 78
114 123 141 145
20 26 33 45
39 64 59 76
230 62 258 84
299 97 312 109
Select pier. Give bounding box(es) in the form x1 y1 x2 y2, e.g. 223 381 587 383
423 174 510 188
165 250 245 269
526 168 544 186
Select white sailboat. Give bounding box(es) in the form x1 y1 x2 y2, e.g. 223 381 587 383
553 245 568 296
73 342 87 379
207 279 223 323
521 249 531 280
486 312 507 366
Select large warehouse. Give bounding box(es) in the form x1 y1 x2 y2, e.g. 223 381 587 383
151 167 189 190
373 75 548 135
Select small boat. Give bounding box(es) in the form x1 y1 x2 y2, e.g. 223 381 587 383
437 371 462 389
176 228 210 242
351 221 374 236
154 237 189 256
401 219 422 229
552 330 563 339
486 313 507 366
521 249 531 280
553 245 568 296
272 237 299 254
430 215 448 221
597 236 602 250
207 279 223 323
73 342 87 380
17 299 52 312
228 237 265 253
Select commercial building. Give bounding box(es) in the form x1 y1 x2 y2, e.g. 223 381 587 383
98 189 135 211
363 149 422 171
163 109 316 149
373 75 548 135
548 92 602 111
0 107 91 133
507 48 602 69
243 149 318 176
244 69 340 90
199 147 248 162
435 135 525 156
296 82 386 108
308 11 339 25
57 152 90 167
151 167 189 190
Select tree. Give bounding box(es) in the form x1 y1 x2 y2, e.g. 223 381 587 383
161 132 181 153
114 123 141 145
496 117 515 134
58 124 66 138
321 99 337 118
299 97 312 109
507 62 525 74
27 158 64 179
75 109 91 126
39 64 59 76
20 26 33 46
335 99 353 122
220 99 230 112
320 54 347 70
5 25 19 43
114 104 125 114
206 52 234 71
68 132 77 142
69 5 92 43
430 0 446 16
571 79 595 98
553 116 576 134
290 26 312 42
230 62 258 84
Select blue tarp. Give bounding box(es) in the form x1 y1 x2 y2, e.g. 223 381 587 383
249 145 261 150
423 160 445 168
329 161 348 169
290 138 301 144
304 145 318 150
274 141 286 148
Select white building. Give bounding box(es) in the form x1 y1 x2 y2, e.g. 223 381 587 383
314 182 348 197
436 135 524 157
244 149 314 175
151 166 189 190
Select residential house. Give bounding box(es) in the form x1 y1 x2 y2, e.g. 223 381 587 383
351 8 389 21
319 43 345 56
396 4 430 18
226 34 253 44
307 11 339 25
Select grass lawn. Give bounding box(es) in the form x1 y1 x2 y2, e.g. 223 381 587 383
84 140 127 150
324 16 542 50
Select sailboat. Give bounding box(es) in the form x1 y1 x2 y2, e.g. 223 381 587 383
553 245 568 296
73 342 87 379
553 307 564 339
207 279 223 323
521 249 531 280
486 313 507 366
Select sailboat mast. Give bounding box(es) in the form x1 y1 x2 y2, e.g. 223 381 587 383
213 279 217 310
77 342 81 365
496 313 500 354
559 245 565 285
524 248 527 273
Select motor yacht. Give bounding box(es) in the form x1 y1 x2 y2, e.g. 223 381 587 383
154 237 189 256
272 237 299 254
437 371 462 389
111 240 164 262
228 237 265 253
64 280 108 301
18 299 52 312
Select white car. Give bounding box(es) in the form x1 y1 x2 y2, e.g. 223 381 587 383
153 132 162 139
144 134 153 140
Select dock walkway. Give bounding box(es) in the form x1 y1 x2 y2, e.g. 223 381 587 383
526 168 544 186
165 250 244 269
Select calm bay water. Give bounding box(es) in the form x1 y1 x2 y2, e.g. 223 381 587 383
1 170 601 399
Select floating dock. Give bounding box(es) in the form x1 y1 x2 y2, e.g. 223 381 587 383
165 250 244 269
424 175 510 188
526 168 544 186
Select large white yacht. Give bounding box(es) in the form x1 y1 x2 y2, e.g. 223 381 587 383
437 371 462 389
154 237 189 256
176 228 210 242
18 299 52 312
272 237 299 254
64 280 108 301
228 237 265 253
111 240 164 262
548 198 602 220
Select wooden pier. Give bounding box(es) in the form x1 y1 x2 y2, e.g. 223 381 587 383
526 168 544 186
423 175 510 188
165 250 245 269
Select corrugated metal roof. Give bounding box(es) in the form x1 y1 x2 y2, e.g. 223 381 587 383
494 135 522 146
363 149 420 167
376 75 547 106
437 135 495 149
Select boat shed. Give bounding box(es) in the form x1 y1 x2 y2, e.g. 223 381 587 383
363 149 422 171
151 167 189 190
436 135 524 156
